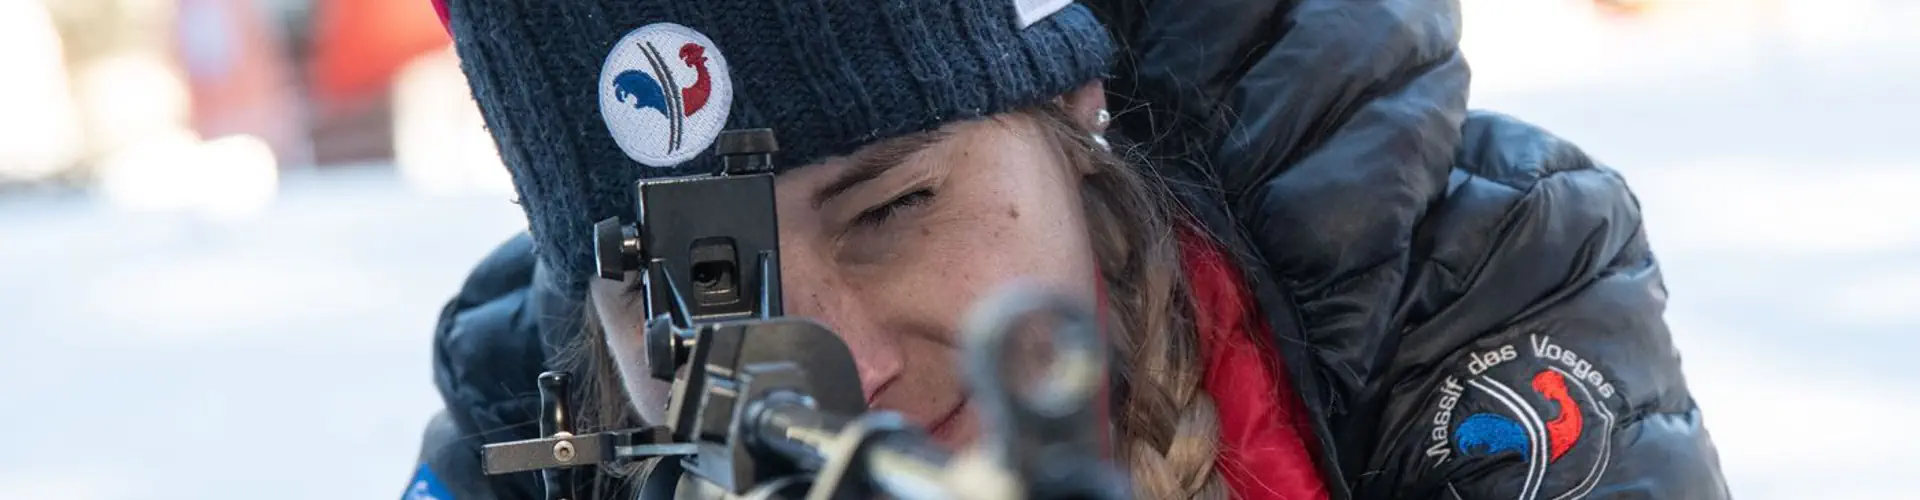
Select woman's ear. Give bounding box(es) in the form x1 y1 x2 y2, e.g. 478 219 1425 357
1061 80 1109 134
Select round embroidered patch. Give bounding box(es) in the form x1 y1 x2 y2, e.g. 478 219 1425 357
598 23 733 168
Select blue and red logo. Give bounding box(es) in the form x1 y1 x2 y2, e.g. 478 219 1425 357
1432 335 1619 500
599 23 733 168
1455 370 1587 463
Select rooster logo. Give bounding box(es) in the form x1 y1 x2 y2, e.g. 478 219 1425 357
599 23 733 167
611 43 714 151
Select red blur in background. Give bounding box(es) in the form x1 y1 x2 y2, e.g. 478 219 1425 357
306 0 450 165
308 0 449 106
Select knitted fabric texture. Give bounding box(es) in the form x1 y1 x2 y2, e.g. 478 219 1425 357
443 0 1115 298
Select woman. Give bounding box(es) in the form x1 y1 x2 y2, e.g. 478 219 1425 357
409 1 1732 499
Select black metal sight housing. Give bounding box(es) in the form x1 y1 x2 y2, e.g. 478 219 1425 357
481 129 1129 500
595 128 783 324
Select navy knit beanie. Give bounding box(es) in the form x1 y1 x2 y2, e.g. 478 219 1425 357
442 0 1116 299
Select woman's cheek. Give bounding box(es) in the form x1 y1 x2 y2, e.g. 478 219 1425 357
850 220 974 302
839 227 919 267
600 322 672 423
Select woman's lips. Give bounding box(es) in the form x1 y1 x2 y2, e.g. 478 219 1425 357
925 398 971 443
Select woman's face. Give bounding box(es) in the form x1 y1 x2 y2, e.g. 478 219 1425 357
590 85 1109 447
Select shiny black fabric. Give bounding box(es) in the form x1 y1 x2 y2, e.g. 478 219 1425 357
414 0 1730 498
1089 0 1729 498
418 234 544 500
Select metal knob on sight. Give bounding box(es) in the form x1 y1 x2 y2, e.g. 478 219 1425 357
645 315 690 381
717 129 779 175
595 217 641 280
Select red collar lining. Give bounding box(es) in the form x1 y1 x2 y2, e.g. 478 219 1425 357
1179 230 1328 500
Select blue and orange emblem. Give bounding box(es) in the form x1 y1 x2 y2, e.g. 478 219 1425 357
1455 370 1585 463
1451 365 1617 500
599 23 734 168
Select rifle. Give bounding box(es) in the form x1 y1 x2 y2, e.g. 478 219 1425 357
479 129 1128 500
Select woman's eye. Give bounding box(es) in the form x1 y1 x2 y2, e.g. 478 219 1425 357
853 188 936 228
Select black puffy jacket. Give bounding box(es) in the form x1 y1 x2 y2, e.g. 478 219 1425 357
409 0 1732 498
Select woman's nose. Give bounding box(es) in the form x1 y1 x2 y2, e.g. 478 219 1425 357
780 264 906 403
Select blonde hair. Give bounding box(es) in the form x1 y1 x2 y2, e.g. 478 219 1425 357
1033 105 1229 499
563 104 1229 499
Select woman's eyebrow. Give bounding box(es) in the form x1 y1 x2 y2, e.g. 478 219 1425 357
810 128 951 210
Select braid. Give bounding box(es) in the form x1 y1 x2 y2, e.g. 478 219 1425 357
1028 106 1231 499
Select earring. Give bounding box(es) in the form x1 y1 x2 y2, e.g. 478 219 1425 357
1091 108 1112 151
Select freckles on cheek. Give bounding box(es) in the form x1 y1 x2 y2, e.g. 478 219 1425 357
932 203 1031 288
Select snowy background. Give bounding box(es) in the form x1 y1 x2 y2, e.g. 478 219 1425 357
2 0 1917 498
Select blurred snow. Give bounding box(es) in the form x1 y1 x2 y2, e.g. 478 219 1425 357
0 1 1915 499
0 0 84 181
391 48 513 198
96 132 283 221
0 465 136 500
73 52 195 161
0 167 526 500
